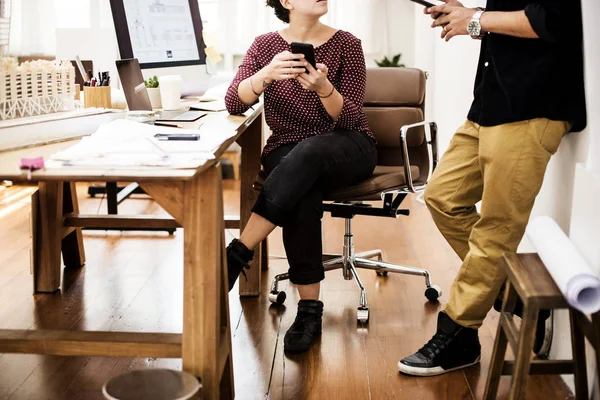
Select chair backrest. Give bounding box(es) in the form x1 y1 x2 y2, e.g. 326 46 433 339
364 67 430 185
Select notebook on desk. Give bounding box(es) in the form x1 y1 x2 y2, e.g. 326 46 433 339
116 58 207 123
184 99 227 112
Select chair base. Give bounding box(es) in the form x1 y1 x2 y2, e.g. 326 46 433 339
268 218 441 323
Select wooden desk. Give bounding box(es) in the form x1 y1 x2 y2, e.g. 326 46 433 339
0 107 264 399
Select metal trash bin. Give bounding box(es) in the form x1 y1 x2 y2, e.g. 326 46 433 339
102 369 201 400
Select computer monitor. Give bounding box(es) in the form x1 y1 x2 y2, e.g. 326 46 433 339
109 0 210 96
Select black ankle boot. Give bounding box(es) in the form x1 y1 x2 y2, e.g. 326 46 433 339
284 300 323 354
226 239 254 292
398 311 481 376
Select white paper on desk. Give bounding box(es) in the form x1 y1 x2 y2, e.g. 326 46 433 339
49 119 215 168
45 154 213 169
526 216 600 314
189 99 227 112
196 120 239 152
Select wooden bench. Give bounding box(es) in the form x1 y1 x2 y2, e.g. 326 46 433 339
484 253 600 400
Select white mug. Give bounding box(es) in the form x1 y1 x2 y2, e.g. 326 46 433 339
158 75 183 110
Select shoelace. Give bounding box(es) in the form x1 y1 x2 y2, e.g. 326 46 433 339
419 331 451 359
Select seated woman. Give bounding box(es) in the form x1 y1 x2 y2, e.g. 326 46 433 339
224 0 377 354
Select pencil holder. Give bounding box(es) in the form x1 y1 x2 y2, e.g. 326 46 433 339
83 86 111 109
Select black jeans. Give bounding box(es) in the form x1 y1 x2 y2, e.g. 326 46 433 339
252 130 377 285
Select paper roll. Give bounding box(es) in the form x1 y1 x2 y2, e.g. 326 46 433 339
526 216 600 314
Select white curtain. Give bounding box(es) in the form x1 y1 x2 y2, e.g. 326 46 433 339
214 0 390 56
8 0 95 56
8 0 57 55
324 0 389 55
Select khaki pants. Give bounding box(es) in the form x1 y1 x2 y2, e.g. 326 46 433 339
424 119 569 329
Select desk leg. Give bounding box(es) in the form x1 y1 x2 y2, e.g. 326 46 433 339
181 164 234 400
62 183 86 269
32 182 64 293
237 116 263 296
220 200 235 399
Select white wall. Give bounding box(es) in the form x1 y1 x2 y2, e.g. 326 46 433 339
222 0 416 70
413 0 480 152
415 0 600 394
383 0 415 68
582 0 600 178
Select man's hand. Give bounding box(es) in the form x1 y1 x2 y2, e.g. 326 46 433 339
424 0 464 20
296 63 333 97
430 4 476 41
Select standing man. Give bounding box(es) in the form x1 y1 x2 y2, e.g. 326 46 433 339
398 0 586 376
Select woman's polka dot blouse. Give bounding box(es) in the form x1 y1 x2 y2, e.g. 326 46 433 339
225 30 374 158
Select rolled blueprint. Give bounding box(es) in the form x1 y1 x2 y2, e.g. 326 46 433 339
526 216 600 314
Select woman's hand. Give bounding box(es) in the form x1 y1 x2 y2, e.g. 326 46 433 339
264 51 307 82
296 63 333 97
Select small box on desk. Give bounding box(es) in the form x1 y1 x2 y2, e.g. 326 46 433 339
84 86 111 109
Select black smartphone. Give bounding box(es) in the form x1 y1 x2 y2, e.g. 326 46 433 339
290 42 317 73
409 0 444 7
154 133 200 141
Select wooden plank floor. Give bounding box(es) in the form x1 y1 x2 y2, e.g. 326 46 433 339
0 182 573 400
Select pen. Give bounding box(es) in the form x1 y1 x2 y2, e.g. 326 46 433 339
154 122 183 128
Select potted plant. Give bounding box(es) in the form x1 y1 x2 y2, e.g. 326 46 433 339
144 75 162 109
375 54 406 68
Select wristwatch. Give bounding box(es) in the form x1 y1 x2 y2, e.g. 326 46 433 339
467 10 486 40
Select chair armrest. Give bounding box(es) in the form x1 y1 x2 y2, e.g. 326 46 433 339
399 121 438 193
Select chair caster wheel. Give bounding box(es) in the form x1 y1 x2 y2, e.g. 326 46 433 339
357 306 370 323
376 271 388 277
268 291 286 305
425 285 442 302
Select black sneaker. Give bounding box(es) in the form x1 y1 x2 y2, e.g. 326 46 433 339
493 298 553 359
226 239 254 292
398 311 481 376
284 300 323 354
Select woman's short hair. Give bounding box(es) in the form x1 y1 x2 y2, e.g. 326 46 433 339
266 0 290 23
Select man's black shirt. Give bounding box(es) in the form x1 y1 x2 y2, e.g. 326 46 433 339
467 0 587 132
